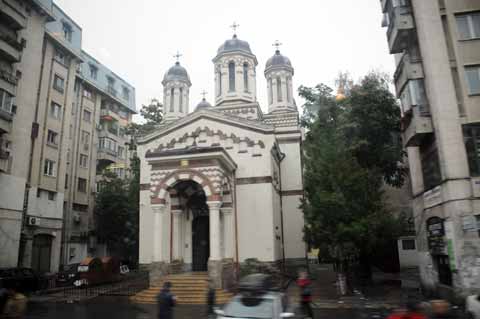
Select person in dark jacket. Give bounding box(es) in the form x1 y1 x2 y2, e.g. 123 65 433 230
206 279 216 318
157 281 176 319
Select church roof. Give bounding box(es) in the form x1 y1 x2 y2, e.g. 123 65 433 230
265 50 293 74
194 98 212 111
162 61 191 85
217 35 253 56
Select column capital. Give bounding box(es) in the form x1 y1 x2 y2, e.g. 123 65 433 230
152 204 166 214
206 201 222 210
171 209 182 215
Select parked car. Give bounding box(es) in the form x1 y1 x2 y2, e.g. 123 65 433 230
0 267 47 293
56 263 80 286
215 274 294 319
74 256 121 287
466 295 480 319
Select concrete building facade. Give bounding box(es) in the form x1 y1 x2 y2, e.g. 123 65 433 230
381 0 480 297
0 0 135 273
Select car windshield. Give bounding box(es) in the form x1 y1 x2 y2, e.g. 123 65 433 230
223 297 273 319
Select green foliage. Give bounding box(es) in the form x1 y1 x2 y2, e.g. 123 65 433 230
301 71 407 265
125 98 163 137
95 158 140 264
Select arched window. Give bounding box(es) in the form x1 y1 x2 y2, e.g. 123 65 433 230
277 77 282 102
286 77 291 103
228 62 235 92
243 63 249 92
170 88 174 112
217 70 222 96
268 78 273 105
179 88 183 112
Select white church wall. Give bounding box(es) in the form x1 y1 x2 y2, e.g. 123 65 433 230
271 187 283 261
236 183 276 262
283 195 306 259
139 190 154 264
278 141 303 191
221 209 235 259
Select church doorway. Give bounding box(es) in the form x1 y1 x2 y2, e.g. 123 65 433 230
171 180 210 271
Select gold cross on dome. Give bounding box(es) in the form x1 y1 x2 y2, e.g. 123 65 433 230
173 51 182 62
273 40 282 51
201 90 208 99
230 22 240 35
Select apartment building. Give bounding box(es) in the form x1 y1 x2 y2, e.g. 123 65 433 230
381 0 480 297
0 0 55 269
63 51 136 265
0 0 136 273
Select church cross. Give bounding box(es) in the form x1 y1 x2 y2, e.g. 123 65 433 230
230 22 240 35
201 90 208 100
173 50 182 62
273 40 282 51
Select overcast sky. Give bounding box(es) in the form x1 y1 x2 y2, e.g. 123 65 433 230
55 0 395 121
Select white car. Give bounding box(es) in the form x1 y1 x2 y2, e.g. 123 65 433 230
467 295 480 319
215 291 295 319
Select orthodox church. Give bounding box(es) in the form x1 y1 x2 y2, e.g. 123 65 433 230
137 31 305 287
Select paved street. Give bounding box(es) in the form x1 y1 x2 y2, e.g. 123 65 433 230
25 296 390 319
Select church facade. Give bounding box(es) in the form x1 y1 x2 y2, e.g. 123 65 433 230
137 33 305 287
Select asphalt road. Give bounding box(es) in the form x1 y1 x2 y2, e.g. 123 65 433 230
25 297 389 319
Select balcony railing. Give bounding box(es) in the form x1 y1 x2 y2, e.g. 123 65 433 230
0 69 17 85
386 5 415 54
402 106 433 147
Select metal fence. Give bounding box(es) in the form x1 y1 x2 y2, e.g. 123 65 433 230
62 271 149 300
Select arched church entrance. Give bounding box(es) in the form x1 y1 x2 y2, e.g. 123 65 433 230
170 180 210 271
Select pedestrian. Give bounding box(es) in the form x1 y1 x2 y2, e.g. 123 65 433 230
429 299 456 318
297 270 313 319
157 281 176 319
0 281 9 316
206 279 216 318
2 284 27 318
385 300 426 319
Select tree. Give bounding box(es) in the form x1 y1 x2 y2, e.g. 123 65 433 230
126 98 163 137
301 72 406 287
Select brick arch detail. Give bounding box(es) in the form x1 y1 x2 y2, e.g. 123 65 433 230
150 169 218 205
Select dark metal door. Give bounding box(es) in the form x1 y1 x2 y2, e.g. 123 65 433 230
192 216 209 271
32 234 52 274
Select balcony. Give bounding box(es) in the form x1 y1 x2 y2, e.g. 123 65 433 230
394 54 424 96
0 32 23 63
402 106 433 147
107 85 117 97
0 0 27 30
97 147 118 163
387 5 415 54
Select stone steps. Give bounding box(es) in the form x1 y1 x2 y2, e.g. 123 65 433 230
130 273 234 305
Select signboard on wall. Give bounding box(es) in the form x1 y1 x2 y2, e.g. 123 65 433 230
427 217 445 254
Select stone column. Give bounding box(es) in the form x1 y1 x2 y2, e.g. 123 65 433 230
152 204 166 262
207 201 223 288
172 210 182 261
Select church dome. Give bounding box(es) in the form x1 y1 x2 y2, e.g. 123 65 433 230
217 35 252 55
266 50 292 69
162 61 191 84
194 98 212 111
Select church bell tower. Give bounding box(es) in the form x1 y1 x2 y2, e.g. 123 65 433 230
162 53 191 121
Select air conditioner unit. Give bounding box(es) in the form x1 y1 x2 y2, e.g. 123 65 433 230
73 213 81 223
27 216 40 226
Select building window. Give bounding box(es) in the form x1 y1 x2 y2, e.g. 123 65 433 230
107 76 116 96
463 125 480 176
217 70 222 96
465 65 480 95
476 215 480 236
122 87 130 100
83 109 91 122
117 146 124 159
179 88 183 112
62 22 73 42
72 203 88 212
89 65 97 79
243 63 249 92
456 12 480 40
77 178 87 193
407 79 429 113
50 102 62 119
401 239 416 250
79 154 88 168
0 89 14 113
268 78 273 105
112 167 124 178
83 88 93 100
228 61 235 92
277 77 282 102
47 130 58 146
170 88 174 112
81 130 90 146
65 174 68 189
44 159 56 176
99 137 117 153
420 135 442 190
53 75 65 93
286 77 291 103
54 49 68 65
47 191 55 201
